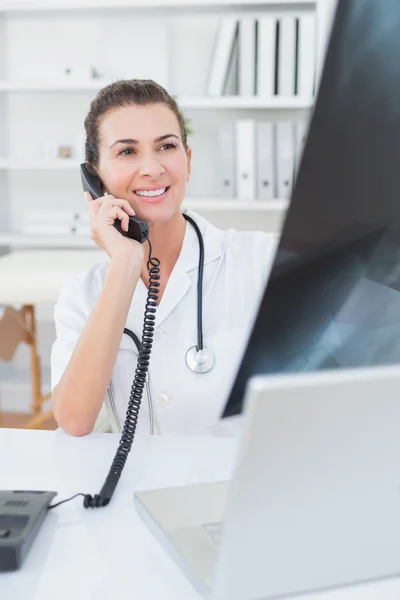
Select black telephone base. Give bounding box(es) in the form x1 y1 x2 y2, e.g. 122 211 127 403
0 490 57 572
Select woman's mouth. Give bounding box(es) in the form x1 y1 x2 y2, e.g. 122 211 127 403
134 186 170 203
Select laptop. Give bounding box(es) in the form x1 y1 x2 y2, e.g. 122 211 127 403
135 0 400 596
135 365 400 599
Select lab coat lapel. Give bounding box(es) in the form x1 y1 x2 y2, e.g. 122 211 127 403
130 209 225 331
155 268 191 328
125 274 149 340
154 221 194 329
126 246 191 334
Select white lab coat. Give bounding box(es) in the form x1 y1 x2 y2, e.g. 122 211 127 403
51 210 278 437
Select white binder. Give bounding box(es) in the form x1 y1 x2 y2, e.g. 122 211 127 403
239 17 257 96
276 121 295 199
224 26 239 95
207 17 239 97
235 119 256 200
277 15 296 96
218 122 236 198
256 122 274 201
256 16 277 98
297 13 316 98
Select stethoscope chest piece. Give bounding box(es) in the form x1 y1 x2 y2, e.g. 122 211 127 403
185 345 215 373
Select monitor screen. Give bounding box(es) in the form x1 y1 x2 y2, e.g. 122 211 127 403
223 0 400 417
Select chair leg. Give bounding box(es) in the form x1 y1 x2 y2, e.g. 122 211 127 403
22 305 52 429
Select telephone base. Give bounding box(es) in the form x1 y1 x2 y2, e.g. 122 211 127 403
0 490 57 572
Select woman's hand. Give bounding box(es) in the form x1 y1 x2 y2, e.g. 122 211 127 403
86 192 145 264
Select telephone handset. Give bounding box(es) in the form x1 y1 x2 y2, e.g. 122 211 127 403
80 163 149 244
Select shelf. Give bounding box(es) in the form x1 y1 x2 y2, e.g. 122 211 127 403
0 0 316 13
0 199 288 247
0 233 96 248
178 96 313 110
0 83 313 109
0 79 109 91
184 198 289 211
0 159 81 169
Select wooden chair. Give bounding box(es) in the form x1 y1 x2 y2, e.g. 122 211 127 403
0 248 104 429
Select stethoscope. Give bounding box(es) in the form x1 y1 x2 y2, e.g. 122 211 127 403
108 214 215 434
124 213 215 373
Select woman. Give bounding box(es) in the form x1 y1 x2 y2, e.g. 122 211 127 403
51 79 277 438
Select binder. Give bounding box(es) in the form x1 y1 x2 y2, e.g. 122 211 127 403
224 25 239 95
297 13 316 97
218 122 236 198
256 122 274 201
239 17 257 96
235 119 256 200
275 121 295 199
207 17 239 97
256 15 277 98
277 16 296 96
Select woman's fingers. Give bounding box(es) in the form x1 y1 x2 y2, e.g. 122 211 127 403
98 196 135 217
104 206 130 232
86 193 135 227
84 192 142 258
85 192 101 220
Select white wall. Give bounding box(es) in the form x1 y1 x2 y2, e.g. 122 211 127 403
0 1 320 410
3 6 313 232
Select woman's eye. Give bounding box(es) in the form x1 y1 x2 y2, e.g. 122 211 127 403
160 143 177 151
119 148 134 156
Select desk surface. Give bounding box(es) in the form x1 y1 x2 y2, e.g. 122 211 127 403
0 429 400 600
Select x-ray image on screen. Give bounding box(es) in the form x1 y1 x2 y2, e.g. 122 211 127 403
223 0 400 417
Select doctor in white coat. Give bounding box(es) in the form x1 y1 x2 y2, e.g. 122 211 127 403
51 79 277 438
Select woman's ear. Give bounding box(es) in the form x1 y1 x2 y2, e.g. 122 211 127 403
186 147 192 182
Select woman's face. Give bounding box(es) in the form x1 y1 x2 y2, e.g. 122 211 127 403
97 102 192 223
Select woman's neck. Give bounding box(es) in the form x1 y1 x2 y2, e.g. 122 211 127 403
141 210 187 279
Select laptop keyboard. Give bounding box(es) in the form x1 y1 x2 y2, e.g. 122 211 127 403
203 522 223 545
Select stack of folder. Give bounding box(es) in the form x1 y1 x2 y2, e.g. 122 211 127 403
218 119 308 200
207 12 317 98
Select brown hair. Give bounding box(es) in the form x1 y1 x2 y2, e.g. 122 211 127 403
84 79 188 170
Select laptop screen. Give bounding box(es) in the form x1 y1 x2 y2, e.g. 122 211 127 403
223 0 400 417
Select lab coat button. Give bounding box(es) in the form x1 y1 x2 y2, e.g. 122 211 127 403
157 392 169 404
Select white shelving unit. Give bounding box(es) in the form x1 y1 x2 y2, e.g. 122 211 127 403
0 82 313 108
0 158 80 169
0 0 329 247
0 0 316 12
0 199 289 248
0 79 107 91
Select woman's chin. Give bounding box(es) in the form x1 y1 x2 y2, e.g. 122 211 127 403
133 198 183 224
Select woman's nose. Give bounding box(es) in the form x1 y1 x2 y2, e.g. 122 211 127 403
138 153 165 178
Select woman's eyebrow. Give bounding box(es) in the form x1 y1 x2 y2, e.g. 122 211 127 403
155 134 179 143
110 134 179 149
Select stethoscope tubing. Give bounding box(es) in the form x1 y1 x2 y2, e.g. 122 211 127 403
111 214 213 433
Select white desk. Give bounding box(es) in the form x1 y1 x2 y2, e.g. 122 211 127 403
1 429 400 600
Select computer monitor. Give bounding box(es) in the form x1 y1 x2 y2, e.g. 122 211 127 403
223 0 400 418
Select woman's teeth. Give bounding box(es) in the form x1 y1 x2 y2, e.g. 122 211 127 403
136 187 166 197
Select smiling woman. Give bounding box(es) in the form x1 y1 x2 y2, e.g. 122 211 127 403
84 80 191 240
50 79 277 439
